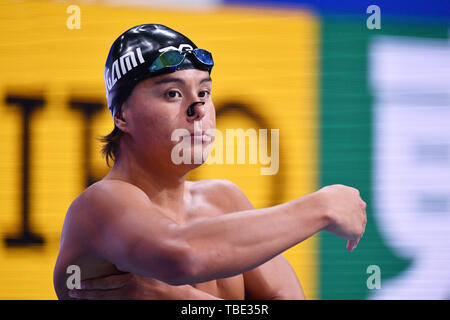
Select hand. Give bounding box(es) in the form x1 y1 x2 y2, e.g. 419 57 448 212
68 270 222 300
317 184 367 252
68 272 180 300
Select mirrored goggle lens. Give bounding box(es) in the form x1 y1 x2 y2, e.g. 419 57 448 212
193 49 214 66
150 51 184 72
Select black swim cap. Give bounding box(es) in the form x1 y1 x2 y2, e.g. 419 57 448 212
104 24 212 117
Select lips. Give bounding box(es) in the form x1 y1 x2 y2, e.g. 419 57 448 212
187 133 212 143
179 130 213 143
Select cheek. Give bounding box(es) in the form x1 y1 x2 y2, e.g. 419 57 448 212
206 103 216 126
130 97 169 128
126 89 181 145
130 108 179 146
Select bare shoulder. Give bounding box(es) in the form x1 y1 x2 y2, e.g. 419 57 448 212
187 179 254 212
71 179 151 215
84 179 150 201
64 180 153 235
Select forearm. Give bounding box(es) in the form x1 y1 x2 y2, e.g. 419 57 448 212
175 192 328 284
177 285 223 300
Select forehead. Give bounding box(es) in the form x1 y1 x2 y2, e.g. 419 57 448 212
138 69 212 89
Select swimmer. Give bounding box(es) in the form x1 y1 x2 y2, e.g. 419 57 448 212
53 24 367 300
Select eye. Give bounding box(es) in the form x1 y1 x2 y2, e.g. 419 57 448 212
198 90 210 98
166 90 181 98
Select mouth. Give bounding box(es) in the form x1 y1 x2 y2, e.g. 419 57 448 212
183 131 214 143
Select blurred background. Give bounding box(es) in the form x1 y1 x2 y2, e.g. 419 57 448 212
0 0 448 299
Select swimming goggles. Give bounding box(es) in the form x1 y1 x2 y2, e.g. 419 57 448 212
149 48 214 73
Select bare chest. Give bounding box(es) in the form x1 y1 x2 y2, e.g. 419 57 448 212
183 189 245 300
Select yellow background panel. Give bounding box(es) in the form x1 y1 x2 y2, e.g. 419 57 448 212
0 0 319 299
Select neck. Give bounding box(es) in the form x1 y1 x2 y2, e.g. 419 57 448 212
106 151 190 221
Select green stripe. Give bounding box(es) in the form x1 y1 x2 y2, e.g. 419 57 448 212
319 16 448 299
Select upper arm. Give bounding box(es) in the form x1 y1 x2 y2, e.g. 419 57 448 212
243 254 305 300
216 180 305 300
71 181 190 284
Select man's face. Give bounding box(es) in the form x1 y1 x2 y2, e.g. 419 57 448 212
120 69 216 170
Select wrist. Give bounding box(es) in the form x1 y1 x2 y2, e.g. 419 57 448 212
308 190 333 231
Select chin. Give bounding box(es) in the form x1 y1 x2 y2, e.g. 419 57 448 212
187 160 206 169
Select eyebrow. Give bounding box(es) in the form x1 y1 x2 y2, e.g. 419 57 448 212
154 76 212 86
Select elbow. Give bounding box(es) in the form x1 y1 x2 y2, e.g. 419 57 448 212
128 237 204 286
156 224 214 285
162 242 204 286
120 228 208 285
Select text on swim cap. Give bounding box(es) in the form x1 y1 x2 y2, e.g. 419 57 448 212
105 47 145 92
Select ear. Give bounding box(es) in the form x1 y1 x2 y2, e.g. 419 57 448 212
113 102 131 133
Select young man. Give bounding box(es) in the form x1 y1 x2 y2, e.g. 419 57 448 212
53 24 367 300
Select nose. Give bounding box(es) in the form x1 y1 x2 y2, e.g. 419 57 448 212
186 101 206 122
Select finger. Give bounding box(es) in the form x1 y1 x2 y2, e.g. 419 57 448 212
81 273 132 290
353 238 361 250
69 288 123 300
347 239 358 252
361 200 367 209
347 240 353 252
